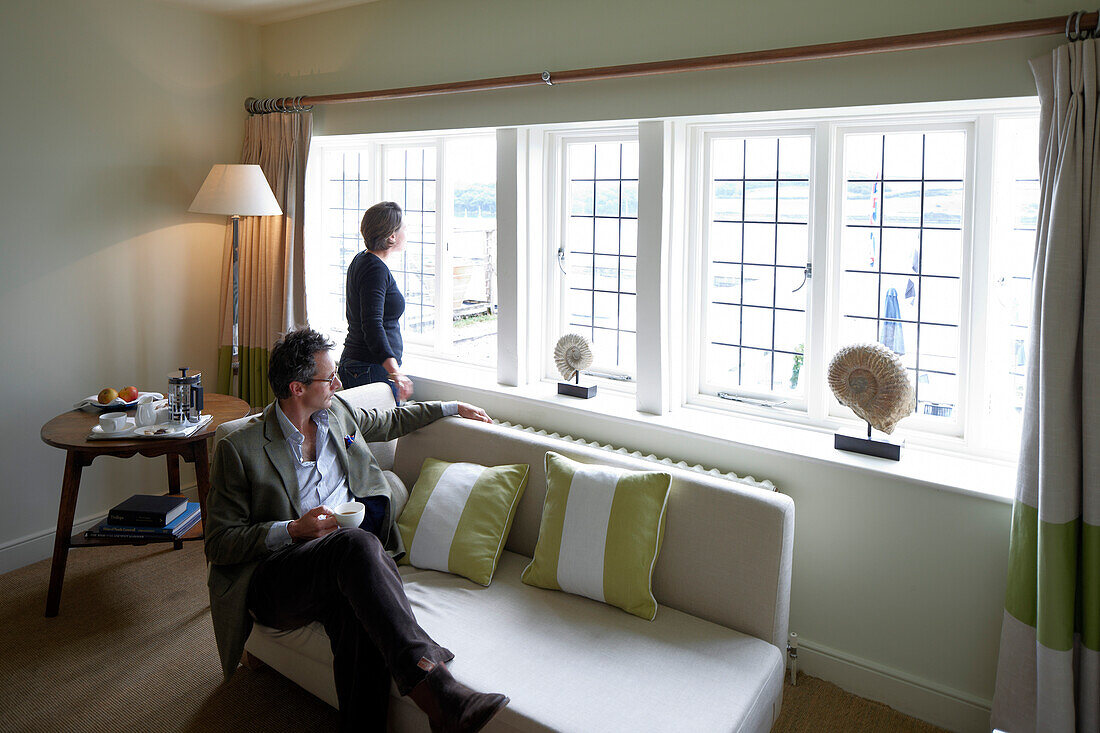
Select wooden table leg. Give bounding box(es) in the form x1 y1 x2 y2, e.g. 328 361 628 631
166 454 183 550
192 439 211 533
46 451 85 617
166 454 181 494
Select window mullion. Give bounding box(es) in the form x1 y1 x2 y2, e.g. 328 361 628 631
636 120 670 414
807 121 833 422
496 127 526 387
966 114 996 450
666 120 691 411
437 139 453 354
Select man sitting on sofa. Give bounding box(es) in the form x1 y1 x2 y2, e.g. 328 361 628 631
205 327 508 733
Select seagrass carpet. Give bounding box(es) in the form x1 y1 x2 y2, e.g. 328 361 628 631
0 541 949 732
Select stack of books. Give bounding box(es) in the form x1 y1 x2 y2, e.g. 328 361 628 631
85 494 201 541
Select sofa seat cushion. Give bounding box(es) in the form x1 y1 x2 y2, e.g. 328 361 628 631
246 551 784 732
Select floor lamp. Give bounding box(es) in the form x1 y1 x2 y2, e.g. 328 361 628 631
188 164 282 396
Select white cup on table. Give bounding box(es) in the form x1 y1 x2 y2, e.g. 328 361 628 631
99 412 127 432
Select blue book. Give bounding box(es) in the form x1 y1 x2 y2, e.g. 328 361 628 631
108 494 188 527
90 502 201 536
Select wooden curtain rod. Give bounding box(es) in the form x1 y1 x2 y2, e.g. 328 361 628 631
248 12 1097 111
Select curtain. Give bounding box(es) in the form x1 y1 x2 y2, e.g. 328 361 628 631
991 40 1100 733
216 112 312 407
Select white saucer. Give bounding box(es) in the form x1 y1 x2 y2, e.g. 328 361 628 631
89 418 137 438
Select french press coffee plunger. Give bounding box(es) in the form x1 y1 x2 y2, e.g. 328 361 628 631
168 367 204 424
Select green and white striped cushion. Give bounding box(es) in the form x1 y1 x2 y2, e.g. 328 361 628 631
397 457 530 586
521 451 672 620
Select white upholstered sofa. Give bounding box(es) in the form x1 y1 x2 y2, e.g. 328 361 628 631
213 383 795 733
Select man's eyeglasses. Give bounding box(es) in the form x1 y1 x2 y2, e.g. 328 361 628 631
302 366 340 386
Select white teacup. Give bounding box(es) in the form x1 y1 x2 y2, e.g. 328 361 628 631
333 501 365 529
99 412 128 432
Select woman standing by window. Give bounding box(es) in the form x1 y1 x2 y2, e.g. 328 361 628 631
338 201 414 402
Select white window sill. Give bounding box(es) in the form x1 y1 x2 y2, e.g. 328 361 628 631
403 356 1017 505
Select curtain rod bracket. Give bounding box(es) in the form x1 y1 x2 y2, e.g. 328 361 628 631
542 70 553 86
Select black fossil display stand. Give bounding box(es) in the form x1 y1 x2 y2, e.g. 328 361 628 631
557 371 597 399
834 421 902 461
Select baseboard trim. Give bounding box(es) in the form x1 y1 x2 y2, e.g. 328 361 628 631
0 485 200 575
796 638 992 733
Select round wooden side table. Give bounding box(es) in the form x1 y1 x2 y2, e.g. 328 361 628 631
40 393 250 616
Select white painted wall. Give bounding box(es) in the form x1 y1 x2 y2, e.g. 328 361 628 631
254 1 1061 730
0 0 257 569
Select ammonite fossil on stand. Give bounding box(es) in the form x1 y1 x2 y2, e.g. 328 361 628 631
827 343 915 459
553 333 597 399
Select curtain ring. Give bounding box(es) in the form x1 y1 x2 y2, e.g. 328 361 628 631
1068 10 1086 40
1091 9 1100 38
1076 10 1086 40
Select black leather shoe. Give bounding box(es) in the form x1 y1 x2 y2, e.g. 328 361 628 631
413 663 509 733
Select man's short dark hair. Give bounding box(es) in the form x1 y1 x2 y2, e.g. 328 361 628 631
268 328 335 399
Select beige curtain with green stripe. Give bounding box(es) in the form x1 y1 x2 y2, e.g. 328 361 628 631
216 112 312 407
991 40 1100 733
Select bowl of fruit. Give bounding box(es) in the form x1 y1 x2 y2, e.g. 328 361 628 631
74 386 164 411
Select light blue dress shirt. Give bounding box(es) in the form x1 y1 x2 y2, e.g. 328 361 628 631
265 400 459 549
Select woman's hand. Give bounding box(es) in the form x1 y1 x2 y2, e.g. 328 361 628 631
288 506 338 541
383 358 414 402
456 402 492 423
391 373 414 402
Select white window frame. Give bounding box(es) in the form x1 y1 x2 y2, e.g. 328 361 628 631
379 136 447 351
689 124 819 414
827 117 978 439
679 101 1036 456
307 129 498 368
305 98 1038 464
544 126 640 391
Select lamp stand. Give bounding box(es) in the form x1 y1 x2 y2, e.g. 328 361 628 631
231 214 240 399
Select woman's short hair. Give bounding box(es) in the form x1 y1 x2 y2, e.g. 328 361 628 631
268 327 335 399
360 201 404 252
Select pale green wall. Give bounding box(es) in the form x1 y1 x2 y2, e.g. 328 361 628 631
256 1 1068 728
0 1 257 565
259 0 1067 135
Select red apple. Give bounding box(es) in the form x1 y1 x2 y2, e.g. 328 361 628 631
117 386 139 402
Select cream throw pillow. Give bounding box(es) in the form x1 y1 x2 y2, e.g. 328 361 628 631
398 458 529 585
521 451 672 620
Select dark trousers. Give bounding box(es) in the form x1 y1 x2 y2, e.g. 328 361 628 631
338 358 400 402
247 528 453 730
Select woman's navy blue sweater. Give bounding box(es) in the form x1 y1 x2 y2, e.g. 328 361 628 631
342 250 405 365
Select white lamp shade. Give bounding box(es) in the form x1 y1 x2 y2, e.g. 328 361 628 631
188 164 282 216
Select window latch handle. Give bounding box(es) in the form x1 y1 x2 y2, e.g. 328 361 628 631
557 245 568 275
792 262 812 293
